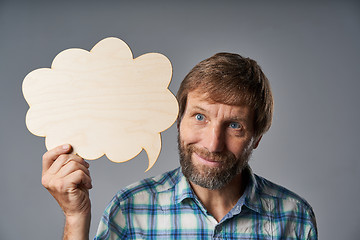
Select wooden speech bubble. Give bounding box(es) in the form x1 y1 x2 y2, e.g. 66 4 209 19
22 37 179 171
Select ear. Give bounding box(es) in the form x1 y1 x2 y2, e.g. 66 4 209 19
253 135 262 149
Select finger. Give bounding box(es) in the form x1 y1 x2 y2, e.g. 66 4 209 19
57 160 91 179
42 144 72 174
65 169 93 189
44 169 92 193
47 154 89 175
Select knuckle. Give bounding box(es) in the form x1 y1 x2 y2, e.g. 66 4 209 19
53 179 65 192
75 169 88 180
41 175 49 188
67 160 79 169
42 151 50 161
75 169 86 177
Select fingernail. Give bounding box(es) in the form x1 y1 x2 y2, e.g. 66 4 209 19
62 144 70 150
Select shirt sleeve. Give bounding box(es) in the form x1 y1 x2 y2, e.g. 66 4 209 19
94 195 127 240
306 208 318 240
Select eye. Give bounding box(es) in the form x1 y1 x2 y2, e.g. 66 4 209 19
229 122 241 129
195 113 205 121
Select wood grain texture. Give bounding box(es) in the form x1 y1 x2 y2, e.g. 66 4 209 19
23 37 179 171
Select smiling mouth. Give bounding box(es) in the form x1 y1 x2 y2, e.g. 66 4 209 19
193 152 221 166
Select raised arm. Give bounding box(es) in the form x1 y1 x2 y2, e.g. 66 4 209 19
41 144 92 240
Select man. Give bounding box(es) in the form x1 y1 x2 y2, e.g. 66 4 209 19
42 53 317 239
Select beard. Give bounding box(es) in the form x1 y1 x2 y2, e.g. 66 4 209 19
178 135 253 190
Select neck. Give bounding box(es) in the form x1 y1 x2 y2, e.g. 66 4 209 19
189 173 246 222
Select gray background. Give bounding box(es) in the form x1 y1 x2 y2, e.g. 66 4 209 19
0 0 359 239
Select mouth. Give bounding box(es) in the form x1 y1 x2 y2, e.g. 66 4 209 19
193 152 221 167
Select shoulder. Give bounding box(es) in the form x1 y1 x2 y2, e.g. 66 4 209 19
250 174 318 238
114 167 181 203
253 173 314 213
95 168 182 238
250 173 317 234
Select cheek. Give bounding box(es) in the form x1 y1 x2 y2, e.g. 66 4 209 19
227 139 253 159
179 122 201 145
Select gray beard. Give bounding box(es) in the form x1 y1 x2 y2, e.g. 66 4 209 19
178 135 252 190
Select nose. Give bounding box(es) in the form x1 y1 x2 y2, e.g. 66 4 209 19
204 124 225 153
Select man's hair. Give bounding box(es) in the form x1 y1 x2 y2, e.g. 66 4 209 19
176 52 273 138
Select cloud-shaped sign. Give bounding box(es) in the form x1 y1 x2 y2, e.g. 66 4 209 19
23 37 179 171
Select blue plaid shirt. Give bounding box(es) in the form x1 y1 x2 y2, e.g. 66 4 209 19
95 167 317 239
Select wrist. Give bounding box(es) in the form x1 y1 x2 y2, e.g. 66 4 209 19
64 212 91 240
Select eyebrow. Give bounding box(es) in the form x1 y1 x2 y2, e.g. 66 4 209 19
228 116 247 122
191 106 207 113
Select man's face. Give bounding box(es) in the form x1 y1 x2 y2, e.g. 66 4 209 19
178 90 260 190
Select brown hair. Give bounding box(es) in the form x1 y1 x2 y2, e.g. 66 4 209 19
176 52 273 137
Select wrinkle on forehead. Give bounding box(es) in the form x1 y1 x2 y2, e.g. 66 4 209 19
191 84 255 109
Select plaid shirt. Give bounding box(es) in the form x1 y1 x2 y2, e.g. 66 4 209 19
95 167 317 239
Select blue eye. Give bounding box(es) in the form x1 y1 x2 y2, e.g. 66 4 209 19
229 122 241 129
195 113 205 121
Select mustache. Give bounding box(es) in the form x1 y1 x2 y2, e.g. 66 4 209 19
188 144 236 162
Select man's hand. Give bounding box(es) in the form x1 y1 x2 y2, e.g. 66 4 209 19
42 144 92 240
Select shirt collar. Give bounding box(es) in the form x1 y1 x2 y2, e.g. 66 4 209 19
174 168 198 204
174 166 267 213
242 166 264 214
